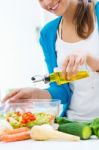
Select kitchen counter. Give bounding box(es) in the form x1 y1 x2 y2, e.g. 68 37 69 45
0 137 99 150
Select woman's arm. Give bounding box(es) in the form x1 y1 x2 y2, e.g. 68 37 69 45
2 88 51 103
87 53 99 72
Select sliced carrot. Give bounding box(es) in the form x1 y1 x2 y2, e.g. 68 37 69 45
1 131 30 142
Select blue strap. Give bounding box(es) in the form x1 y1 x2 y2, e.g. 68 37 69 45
59 104 68 117
95 2 99 32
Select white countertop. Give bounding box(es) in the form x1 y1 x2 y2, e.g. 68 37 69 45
0 137 99 150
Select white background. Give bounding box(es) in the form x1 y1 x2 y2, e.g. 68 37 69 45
0 0 55 98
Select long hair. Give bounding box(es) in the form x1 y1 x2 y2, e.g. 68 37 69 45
73 0 95 39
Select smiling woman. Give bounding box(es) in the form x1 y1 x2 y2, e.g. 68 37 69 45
1 0 99 123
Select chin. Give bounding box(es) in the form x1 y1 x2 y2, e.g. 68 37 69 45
52 10 66 17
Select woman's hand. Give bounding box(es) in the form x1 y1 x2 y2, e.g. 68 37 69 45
2 88 51 103
62 50 88 79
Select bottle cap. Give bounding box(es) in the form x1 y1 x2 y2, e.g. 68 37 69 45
31 74 50 84
31 75 44 83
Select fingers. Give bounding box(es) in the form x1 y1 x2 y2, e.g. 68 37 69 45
80 57 85 65
2 89 20 103
66 56 75 79
7 91 24 103
2 89 22 103
62 55 85 79
72 56 82 75
62 55 76 79
62 56 69 78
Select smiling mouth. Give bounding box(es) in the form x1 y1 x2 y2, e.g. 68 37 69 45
49 0 60 11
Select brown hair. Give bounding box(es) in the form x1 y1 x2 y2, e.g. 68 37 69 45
73 0 95 39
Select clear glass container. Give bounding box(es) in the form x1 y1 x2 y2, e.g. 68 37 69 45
0 100 60 128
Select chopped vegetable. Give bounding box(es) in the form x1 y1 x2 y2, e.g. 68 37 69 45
1 111 55 129
21 112 36 124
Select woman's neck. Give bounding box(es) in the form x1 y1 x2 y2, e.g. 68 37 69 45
59 1 83 43
63 0 78 24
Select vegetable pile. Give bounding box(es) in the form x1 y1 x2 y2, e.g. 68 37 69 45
1 113 99 142
55 117 99 140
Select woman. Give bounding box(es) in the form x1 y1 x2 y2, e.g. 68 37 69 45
3 0 99 121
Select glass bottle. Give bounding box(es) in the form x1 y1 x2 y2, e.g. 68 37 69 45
31 70 89 85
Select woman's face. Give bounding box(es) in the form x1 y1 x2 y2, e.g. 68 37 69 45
38 0 74 16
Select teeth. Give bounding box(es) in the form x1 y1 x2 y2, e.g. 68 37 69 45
51 2 59 10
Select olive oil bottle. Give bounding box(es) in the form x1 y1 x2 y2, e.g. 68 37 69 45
31 71 89 85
